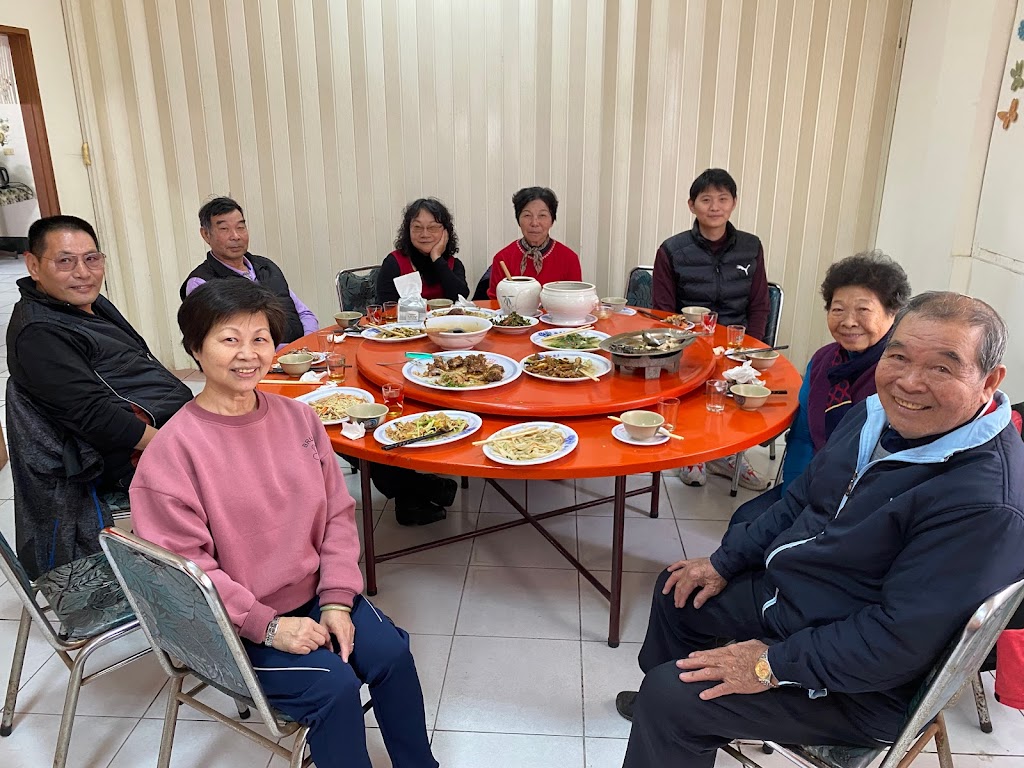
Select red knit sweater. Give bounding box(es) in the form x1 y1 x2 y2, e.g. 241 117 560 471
130 392 363 643
486 239 582 298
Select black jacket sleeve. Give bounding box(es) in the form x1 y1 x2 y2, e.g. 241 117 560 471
376 254 401 305
12 324 148 453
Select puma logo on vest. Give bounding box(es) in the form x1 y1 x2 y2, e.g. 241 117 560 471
736 263 752 275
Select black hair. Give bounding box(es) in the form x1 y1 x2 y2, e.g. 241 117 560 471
393 197 459 260
820 250 911 315
178 279 286 361
28 215 99 256
198 197 245 231
512 187 559 222
688 169 738 201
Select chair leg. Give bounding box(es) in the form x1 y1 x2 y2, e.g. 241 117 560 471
730 453 742 497
934 711 954 768
235 698 251 720
768 438 777 461
461 476 469 489
972 672 993 733
53 637 94 768
1 607 31 737
157 676 184 768
289 725 311 768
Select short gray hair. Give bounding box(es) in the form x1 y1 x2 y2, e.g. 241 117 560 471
891 291 1007 373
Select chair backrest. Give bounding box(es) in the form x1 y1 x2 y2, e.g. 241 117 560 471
765 282 784 347
0 529 76 650
98 528 287 733
335 265 380 314
626 266 654 309
878 578 1024 768
472 265 491 301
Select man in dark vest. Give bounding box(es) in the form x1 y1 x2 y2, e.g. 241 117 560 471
653 169 770 490
181 197 319 346
7 215 194 572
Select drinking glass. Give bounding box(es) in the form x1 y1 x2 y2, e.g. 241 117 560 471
316 331 337 354
383 301 399 322
701 311 719 336
366 304 384 325
727 324 746 350
705 379 728 413
382 383 405 417
326 353 346 382
658 397 680 432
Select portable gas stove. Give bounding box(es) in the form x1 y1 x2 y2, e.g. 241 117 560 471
599 329 698 380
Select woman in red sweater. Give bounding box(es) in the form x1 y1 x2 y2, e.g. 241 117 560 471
486 186 582 298
130 280 437 768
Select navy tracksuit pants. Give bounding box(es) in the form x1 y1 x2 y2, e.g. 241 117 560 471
245 595 437 768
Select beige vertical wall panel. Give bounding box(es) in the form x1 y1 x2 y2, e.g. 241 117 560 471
68 0 906 369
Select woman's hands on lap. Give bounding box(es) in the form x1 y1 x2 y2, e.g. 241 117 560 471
321 610 356 663
272 617 329 654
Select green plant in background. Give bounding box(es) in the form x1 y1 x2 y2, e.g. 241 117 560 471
1012 60 1024 92
0 117 9 146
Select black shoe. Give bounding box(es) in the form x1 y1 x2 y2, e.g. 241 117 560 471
426 475 459 508
395 499 448 527
615 690 638 722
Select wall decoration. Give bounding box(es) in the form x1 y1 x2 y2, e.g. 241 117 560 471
1012 60 1024 91
0 117 9 146
998 98 1019 130
1018 19 1024 40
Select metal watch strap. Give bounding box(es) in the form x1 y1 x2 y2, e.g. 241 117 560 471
756 649 774 687
263 617 280 647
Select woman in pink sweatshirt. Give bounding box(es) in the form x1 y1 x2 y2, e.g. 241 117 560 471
130 280 437 768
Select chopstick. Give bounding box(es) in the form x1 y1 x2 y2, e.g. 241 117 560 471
381 429 452 450
607 415 685 441
732 344 790 356
471 426 547 446
540 325 594 342
634 308 662 321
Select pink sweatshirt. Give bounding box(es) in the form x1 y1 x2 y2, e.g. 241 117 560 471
130 392 363 643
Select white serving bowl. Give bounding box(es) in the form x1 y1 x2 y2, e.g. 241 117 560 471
424 316 492 350
540 281 599 325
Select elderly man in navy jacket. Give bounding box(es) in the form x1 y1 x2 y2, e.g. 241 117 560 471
617 291 1024 768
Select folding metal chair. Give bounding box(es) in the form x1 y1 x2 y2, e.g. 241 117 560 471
335 265 380 314
722 578 1024 768
625 265 654 309
0 531 149 768
99 528 370 768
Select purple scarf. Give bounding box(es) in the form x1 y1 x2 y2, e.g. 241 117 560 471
806 329 892 451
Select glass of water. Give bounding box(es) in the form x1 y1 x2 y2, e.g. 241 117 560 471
705 380 728 413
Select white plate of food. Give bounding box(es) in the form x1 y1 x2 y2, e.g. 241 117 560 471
659 314 696 330
426 306 500 320
361 322 428 342
295 387 376 425
372 410 482 448
520 351 612 382
481 421 579 466
490 312 541 334
403 351 523 391
611 422 669 446
530 328 611 351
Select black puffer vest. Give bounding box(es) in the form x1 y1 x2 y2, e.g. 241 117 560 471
180 253 305 343
659 221 761 327
8 279 193 430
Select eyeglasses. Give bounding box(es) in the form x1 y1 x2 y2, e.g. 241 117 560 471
411 224 443 235
40 252 107 272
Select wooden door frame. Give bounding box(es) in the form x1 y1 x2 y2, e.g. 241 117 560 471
0 25 60 216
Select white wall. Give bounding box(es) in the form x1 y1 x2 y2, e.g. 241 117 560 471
875 0 1017 296
0 0 94 221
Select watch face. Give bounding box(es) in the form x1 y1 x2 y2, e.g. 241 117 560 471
754 658 771 681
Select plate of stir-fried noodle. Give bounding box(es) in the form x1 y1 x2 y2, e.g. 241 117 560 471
373 410 482 447
481 421 578 466
295 387 376 425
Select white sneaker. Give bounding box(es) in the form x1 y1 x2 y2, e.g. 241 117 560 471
707 454 770 491
680 463 707 487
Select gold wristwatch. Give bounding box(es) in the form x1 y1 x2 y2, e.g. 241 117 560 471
754 650 775 688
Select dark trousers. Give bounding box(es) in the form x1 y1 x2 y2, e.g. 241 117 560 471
623 570 882 768
245 595 437 768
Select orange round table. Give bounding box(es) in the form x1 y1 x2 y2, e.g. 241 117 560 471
263 306 801 646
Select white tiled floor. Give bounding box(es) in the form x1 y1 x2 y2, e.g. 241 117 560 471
2 255 1023 766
